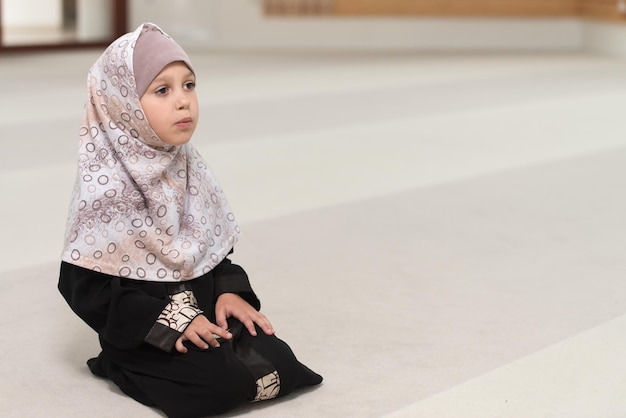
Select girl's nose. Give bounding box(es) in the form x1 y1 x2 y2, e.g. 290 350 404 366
176 92 190 109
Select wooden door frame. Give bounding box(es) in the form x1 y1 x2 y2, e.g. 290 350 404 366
0 0 127 52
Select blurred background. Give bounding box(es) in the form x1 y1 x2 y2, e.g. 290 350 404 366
3 0 626 268
1 0 626 54
3 2 626 416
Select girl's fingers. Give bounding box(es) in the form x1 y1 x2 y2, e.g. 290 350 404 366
242 317 258 336
215 309 228 330
182 315 233 350
187 332 210 349
208 326 232 342
241 312 274 336
259 320 275 335
175 337 188 353
252 312 275 335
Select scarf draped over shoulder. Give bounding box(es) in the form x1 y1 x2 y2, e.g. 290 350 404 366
62 23 240 282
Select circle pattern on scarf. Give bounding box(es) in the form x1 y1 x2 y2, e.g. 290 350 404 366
62 23 240 282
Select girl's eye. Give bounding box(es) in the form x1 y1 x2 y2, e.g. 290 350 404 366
185 81 196 90
155 87 168 95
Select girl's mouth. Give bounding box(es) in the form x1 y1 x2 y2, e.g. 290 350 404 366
176 118 193 128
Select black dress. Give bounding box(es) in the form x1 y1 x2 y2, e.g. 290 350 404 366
58 258 322 418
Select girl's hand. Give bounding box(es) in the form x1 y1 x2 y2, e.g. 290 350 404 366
175 314 232 353
215 293 275 337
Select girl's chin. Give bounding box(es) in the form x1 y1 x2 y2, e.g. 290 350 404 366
162 135 193 146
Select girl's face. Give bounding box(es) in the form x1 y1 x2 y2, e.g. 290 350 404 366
140 61 198 146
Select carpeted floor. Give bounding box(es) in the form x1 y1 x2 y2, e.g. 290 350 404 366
1 49 626 417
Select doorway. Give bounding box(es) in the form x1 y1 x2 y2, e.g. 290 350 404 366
0 0 126 51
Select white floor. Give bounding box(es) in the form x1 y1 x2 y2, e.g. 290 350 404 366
1 49 626 417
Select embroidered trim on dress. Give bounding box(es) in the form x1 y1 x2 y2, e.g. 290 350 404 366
253 371 281 402
156 289 201 331
145 287 202 351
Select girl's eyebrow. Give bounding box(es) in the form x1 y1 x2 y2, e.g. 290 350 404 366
149 71 195 86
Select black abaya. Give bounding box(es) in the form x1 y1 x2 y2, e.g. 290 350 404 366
58 260 322 418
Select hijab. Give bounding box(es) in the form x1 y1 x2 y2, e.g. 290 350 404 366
61 22 241 282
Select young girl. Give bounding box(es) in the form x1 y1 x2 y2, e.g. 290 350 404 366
58 22 322 418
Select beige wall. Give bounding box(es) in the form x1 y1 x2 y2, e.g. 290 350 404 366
128 0 626 56
332 0 580 17
264 0 626 22
581 0 626 22
2 0 62 27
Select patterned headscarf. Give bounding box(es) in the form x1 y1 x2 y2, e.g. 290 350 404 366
62 23 241 282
